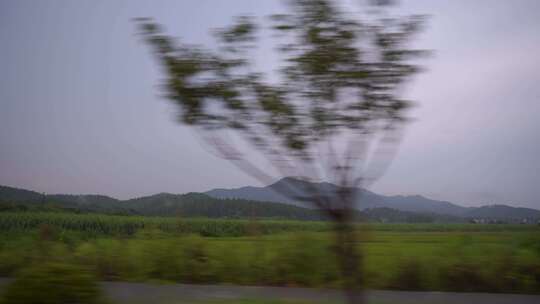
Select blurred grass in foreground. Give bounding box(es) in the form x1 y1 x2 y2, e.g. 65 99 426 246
0 262 108 304
0 212 539 295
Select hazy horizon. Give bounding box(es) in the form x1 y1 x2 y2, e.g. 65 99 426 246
1 0 539 209
2 176 540 211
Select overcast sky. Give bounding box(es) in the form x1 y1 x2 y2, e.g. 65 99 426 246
1 0 539 208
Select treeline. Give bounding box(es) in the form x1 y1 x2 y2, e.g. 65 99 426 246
125 193 327 220
0 193 327 221
0 200 463 223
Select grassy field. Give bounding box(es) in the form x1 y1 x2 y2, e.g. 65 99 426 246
0 212 539 296
0 211 536 236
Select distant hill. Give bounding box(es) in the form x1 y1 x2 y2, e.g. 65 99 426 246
1 180 539 222
124 192 326 219
0 185 43 202
207 177 386 209
0 185 325 220
45 194 125 213
0 185 459 222
464 204 540 220
205 177 468 215
206 177 540 220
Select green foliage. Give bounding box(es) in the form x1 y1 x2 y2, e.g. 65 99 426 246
137 0 426 157
438 260 493 292
127 193 327 219
0 218 539 294
0 212 332 237
1 261 105 304
388 259 425 290
1 212 539 240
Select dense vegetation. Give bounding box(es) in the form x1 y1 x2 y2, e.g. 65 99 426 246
0 212 331 237
1 262 105 304
0 212 539 295
1 212 535 238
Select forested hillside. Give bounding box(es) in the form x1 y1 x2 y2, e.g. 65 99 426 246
1 184 538 223
0 185 462 222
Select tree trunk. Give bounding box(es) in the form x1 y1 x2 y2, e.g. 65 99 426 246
334 218 365 304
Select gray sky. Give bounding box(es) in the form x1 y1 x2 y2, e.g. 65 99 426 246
1 0 539 208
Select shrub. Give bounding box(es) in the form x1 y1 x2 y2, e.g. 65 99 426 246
1 261 106 304
178 235 217 283
388 259 425 290
439 261 492 292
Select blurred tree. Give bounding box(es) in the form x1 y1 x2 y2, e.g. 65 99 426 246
137 0 427 303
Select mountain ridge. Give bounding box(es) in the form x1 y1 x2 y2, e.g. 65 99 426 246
205 177 539 219
1 179 539 221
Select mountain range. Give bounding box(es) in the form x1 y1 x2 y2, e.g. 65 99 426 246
206 177 540 220
1 177 539 222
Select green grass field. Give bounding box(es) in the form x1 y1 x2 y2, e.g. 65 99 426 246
0 212 539 296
